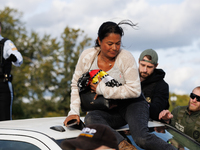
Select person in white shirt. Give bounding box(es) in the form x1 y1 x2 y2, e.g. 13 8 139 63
64 20 176 150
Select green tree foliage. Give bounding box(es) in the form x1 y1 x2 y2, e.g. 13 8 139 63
55 27 91 116
0 7 28 99
0 7 91 119
169 93 190 111
1 7 192 119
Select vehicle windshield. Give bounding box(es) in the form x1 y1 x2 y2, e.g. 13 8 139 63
126 125 200 150
153 125 200 150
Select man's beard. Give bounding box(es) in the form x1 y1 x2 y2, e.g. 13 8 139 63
139 72 150 79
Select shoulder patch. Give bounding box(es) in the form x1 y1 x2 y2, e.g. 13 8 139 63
9 43 14 46
8 41 17 50
193 130 200 139
12 47 17 51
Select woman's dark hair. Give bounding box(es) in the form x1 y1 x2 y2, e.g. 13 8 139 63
95 20 137 47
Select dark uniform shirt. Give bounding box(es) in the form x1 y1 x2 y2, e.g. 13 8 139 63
141 69 169 121
170 106 200 143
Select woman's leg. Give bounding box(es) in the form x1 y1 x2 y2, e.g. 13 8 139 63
84 109 127 143
123 98 176 150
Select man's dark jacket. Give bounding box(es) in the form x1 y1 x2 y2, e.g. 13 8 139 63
141 69 169 121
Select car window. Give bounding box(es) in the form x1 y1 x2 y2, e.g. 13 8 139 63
122 125 200 150
0 140 41 150
153 126 200 150
0 133 59 150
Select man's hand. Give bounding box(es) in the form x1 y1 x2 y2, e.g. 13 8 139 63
63 115 80 127
159 110 173 124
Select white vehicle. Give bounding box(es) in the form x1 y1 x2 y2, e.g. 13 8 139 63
0 117 81 150
0 117 200 150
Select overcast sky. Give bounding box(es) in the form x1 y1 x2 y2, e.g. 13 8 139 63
1 0 200 95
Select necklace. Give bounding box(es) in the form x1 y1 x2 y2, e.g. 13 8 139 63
100 54 114 67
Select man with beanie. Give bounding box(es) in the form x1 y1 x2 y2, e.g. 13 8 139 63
0 21 23 121
61 124 118 150
139 49 169 121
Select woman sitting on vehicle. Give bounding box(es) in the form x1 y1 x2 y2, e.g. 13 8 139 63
63 20 176 150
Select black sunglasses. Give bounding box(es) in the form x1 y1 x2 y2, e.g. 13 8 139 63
190 93 200 102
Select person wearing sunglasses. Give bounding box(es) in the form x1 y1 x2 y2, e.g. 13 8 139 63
159 86 200 142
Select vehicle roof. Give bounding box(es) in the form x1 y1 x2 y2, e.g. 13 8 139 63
0 117 164 140
0 117 82 140
116 119 164 131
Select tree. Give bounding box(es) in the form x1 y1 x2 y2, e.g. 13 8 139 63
55 27 91 116
0 7 29 118
0 7 92 119
169 93 189 111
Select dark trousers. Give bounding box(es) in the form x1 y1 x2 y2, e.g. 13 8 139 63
84 94 176 150
0 81 13 121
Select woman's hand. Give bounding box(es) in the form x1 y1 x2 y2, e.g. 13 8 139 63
63 115 80 126
90 82 98 93
90 76 101 100
90 76 102 92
